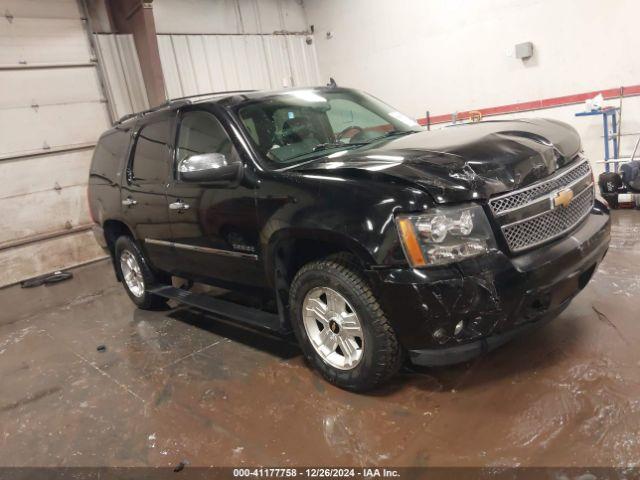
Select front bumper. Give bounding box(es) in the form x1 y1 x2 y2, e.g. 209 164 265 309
366 202 611 365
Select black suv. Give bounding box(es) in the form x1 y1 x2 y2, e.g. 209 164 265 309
89 87 610 391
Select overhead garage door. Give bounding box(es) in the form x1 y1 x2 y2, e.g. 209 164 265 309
0 0 111 288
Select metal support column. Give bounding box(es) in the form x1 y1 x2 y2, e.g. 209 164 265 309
575 107 620 172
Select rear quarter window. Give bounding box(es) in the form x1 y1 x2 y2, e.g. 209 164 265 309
90 129 131 182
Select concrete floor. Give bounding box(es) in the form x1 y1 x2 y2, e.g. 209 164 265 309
1 211 639 468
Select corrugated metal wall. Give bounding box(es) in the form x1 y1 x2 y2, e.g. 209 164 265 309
94 33 149 120
157 34 322 98
152 0 309 35
0 0 110 287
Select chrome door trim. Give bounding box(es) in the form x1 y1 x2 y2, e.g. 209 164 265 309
145 238 258 260
168 201 190 211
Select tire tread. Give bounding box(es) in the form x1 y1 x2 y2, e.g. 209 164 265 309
290 253 402 391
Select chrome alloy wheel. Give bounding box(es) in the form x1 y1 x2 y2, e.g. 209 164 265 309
302 287 364 370
120 250 145 297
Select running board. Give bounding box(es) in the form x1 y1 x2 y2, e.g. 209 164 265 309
149 285 285 333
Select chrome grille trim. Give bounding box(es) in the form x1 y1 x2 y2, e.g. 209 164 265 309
500 183 594 253
488 159 595 253
489 160 591 216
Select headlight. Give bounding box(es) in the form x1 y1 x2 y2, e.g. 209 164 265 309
396 204 494 267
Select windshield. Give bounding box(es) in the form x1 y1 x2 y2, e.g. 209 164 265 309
235 89 422 168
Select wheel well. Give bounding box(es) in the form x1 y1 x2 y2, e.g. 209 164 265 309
270 237 368 331
288 239 363 282
103 220 133 257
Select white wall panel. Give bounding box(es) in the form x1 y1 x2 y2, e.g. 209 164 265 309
286 36 321 87
216 36 252 90
170 35 200 95
250 0 308 33
0 149 93 199
153 0 308 34
186 36 212 93
157 35 182 97
152 0 317 99
158 34 321 99
0 66 102 109
0 17 92 66
0 0 81 19
1 185 91 245
262 36 296 88
0 102 109 157
95 34 149 120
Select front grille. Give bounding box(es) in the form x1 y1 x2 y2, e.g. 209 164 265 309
489 160 594 253
489 161 591 214
501 186 594 251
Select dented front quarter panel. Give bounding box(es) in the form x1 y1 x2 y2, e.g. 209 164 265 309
367 207 610 352
367 253 509 350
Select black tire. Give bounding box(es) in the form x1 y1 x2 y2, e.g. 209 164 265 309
603 193 619 209
598 172 622 210
289 254 403 392
598 172 623 193
114 236 168 310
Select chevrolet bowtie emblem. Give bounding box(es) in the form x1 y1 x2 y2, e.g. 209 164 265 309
553 188 574 208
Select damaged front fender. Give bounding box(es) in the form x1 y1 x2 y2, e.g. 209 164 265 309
366 208 610 356
368 262 507 350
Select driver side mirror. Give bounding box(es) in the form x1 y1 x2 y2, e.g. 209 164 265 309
177 153 243 184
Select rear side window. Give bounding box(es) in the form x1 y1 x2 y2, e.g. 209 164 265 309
90 129 130 181
131 118 171 183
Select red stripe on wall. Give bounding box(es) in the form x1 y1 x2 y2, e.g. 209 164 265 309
418 84 640 126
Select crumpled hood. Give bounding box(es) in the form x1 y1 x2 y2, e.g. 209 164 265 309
293 118 582 203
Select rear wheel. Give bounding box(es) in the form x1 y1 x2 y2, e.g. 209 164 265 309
114 236 168 310
289 254 402 391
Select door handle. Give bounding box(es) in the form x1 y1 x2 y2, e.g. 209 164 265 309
122 197 137 207
169 201 190 211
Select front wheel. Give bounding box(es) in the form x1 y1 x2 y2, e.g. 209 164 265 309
289 254 403 391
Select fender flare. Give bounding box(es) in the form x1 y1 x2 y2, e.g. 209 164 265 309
264 228 375 288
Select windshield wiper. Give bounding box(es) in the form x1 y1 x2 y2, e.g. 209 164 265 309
282 141 366 163
364 129 421 144
312 141 367 152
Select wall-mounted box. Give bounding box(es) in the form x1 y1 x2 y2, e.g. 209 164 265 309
515 42 534 60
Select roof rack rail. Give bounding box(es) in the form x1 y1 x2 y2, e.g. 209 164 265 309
115 100 187 125
115 89 257 125
167 89 258 103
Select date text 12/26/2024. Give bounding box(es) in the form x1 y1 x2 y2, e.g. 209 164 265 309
233 468 400 478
